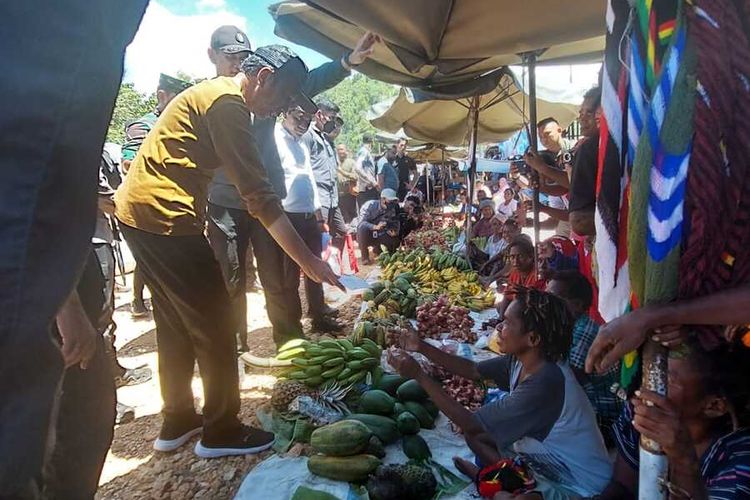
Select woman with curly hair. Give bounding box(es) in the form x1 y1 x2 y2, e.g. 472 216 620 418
598 337 750 500
389 288 612 499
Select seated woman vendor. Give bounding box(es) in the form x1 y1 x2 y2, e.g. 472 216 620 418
598 337 750 500
472 199 497 239
496 237 546 319
388 288 612 499
477 219 523 286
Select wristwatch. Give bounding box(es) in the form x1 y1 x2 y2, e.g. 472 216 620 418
341 51 359 71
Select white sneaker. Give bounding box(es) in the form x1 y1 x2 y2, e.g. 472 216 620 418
153 417 203 452
194 425 274 458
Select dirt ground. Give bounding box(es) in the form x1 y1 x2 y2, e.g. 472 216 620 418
96 265 373 500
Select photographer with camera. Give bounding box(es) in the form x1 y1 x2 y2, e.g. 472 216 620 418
356 188 401 264
399 195 423 240
524 117 576 189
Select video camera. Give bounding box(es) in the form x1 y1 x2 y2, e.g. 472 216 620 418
509 149 558 177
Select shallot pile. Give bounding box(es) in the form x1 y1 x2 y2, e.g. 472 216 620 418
402 229 446 251
442 375 485 412
416 295 476 343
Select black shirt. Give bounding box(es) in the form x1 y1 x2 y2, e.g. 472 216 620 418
394 154 416 189
568 132 600 213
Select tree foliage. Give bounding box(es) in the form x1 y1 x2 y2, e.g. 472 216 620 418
106 73 395 148
319 73 397 153
106 83 156 144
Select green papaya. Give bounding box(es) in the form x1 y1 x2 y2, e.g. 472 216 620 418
375 374 407 396
402 434 432 461
396 412 420 435
345 414 400 444
396 379 429 402
359 390 396 416
403 401 435 429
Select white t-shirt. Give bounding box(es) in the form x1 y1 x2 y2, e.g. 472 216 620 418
476 356 612 497
496 199 518 222
485 235 507 259
275 123 320 214
548 195 571 237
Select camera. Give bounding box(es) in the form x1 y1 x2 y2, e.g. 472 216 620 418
509 155 531 176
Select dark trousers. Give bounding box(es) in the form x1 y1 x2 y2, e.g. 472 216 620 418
321 205 348 251
206 203 254 349
45 336 115 500
121 225 241 442
132 264 146 305
397 184 408 202
339 193 358 224
0 1 146 496
357 188 379 208
92 243 126 379
285 213 324 320
45 249 116 500
356 226 399 262
247 217 305 346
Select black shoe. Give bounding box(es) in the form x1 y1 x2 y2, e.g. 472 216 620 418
153 414 203 452
311 316 343 333
321 305 339 318
116 402 135 425
194 424 274 458
131 301 150 318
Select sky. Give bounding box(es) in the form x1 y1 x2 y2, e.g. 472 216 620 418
123 0 601 104
124 0 328 92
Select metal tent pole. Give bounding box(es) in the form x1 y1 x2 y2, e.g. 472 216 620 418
639 341 669 499
526 53 541 248
441 148 446 206
465 95 480 261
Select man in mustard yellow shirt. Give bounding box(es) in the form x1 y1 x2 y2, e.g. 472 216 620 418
115 45 341 459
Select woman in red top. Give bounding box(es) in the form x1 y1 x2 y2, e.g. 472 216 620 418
498 236 545 319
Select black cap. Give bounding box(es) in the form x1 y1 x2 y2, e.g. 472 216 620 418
243 45 317 114
210 25 252 54
158 73 192 94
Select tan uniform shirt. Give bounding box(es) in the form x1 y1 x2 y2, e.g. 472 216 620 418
115 77 282 235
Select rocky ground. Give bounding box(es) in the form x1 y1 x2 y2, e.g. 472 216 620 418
96 266 372 500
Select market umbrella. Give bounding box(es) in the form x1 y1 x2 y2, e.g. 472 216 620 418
367 71 578 146
407 144 466 163
270 1 604 243
270 1 605 88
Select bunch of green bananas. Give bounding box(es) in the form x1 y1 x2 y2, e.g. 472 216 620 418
429 250 471 271
278 338 382 388
362 272 420 318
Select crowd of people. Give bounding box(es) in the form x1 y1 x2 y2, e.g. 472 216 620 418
4 3 750 499
382 82 750 498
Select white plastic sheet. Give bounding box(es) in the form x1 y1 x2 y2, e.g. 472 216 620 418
234 415 477 500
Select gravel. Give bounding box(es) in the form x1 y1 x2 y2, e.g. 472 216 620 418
96 272 368 500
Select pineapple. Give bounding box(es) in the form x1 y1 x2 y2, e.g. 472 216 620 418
271 380 308 412
271 380 352 415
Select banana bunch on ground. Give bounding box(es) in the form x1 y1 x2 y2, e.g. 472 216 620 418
241 338 382 388
453 288 496 311
373 248 493 312
429 249 471 271
351 314 410 347
362 273 420 318
377 248 434 281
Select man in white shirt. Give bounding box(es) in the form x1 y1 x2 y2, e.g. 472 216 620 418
276 105 340 333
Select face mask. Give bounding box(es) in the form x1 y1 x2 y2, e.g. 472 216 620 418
322 119 337 134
